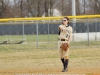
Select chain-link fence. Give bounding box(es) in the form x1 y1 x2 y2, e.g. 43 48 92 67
0 18 100 48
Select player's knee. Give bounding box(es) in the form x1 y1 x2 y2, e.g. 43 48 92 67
64 56 68 59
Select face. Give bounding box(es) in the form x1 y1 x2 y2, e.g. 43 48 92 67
62 18 68 25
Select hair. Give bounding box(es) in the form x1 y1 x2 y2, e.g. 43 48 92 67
64 17 69 21
62 17 70 25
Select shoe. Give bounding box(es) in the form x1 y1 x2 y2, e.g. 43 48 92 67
62 59 69 72
62 68 68 72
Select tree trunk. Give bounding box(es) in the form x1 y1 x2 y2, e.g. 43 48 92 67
84 0 85 14
27 0 34 17
62 0 64 16
20 0 23 17
44 0 49 17
50 0 53 16
37 0 41 17
76 0 80 15
0 0 4 18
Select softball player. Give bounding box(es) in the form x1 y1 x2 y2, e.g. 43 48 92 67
58 17 72 72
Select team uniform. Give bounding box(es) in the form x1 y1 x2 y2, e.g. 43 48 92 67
58 24 72 72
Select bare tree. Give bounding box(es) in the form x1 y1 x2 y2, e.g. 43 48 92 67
50 0 54 16
76 0 80 15
0 0 5 18
27 0 33 17
83 0 85 14
0 0 13 18
63 0 72 16
37 0 41 17
62 0 64 16
0 0 100 18
26 0 38 17
20 0 23 17
94 0 100 14
44 0 49 17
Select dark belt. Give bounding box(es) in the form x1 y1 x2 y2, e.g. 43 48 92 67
61 39 65 41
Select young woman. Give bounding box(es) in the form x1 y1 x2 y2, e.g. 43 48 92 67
58 17 73 72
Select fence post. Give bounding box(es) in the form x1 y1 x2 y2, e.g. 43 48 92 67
36 20 39 48
72 23 74 42
95 18 97 41
72 17 76 42
87 19 89 46
47 20 50 43
22 21 26 41
9 35 12 44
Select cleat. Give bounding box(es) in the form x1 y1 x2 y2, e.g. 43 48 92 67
62 69 68 72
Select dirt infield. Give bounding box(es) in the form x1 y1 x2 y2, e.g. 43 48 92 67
0 45 100 75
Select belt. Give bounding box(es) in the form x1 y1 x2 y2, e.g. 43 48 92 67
61 39 65 41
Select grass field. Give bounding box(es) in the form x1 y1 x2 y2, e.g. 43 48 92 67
0 35 100 75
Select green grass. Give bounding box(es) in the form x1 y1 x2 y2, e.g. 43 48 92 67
0 34 100 50
0 34 58 42
1 34 100 43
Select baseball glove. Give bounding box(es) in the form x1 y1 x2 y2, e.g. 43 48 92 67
60 43 69 51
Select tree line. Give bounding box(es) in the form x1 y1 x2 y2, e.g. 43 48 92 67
0 0 100 18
